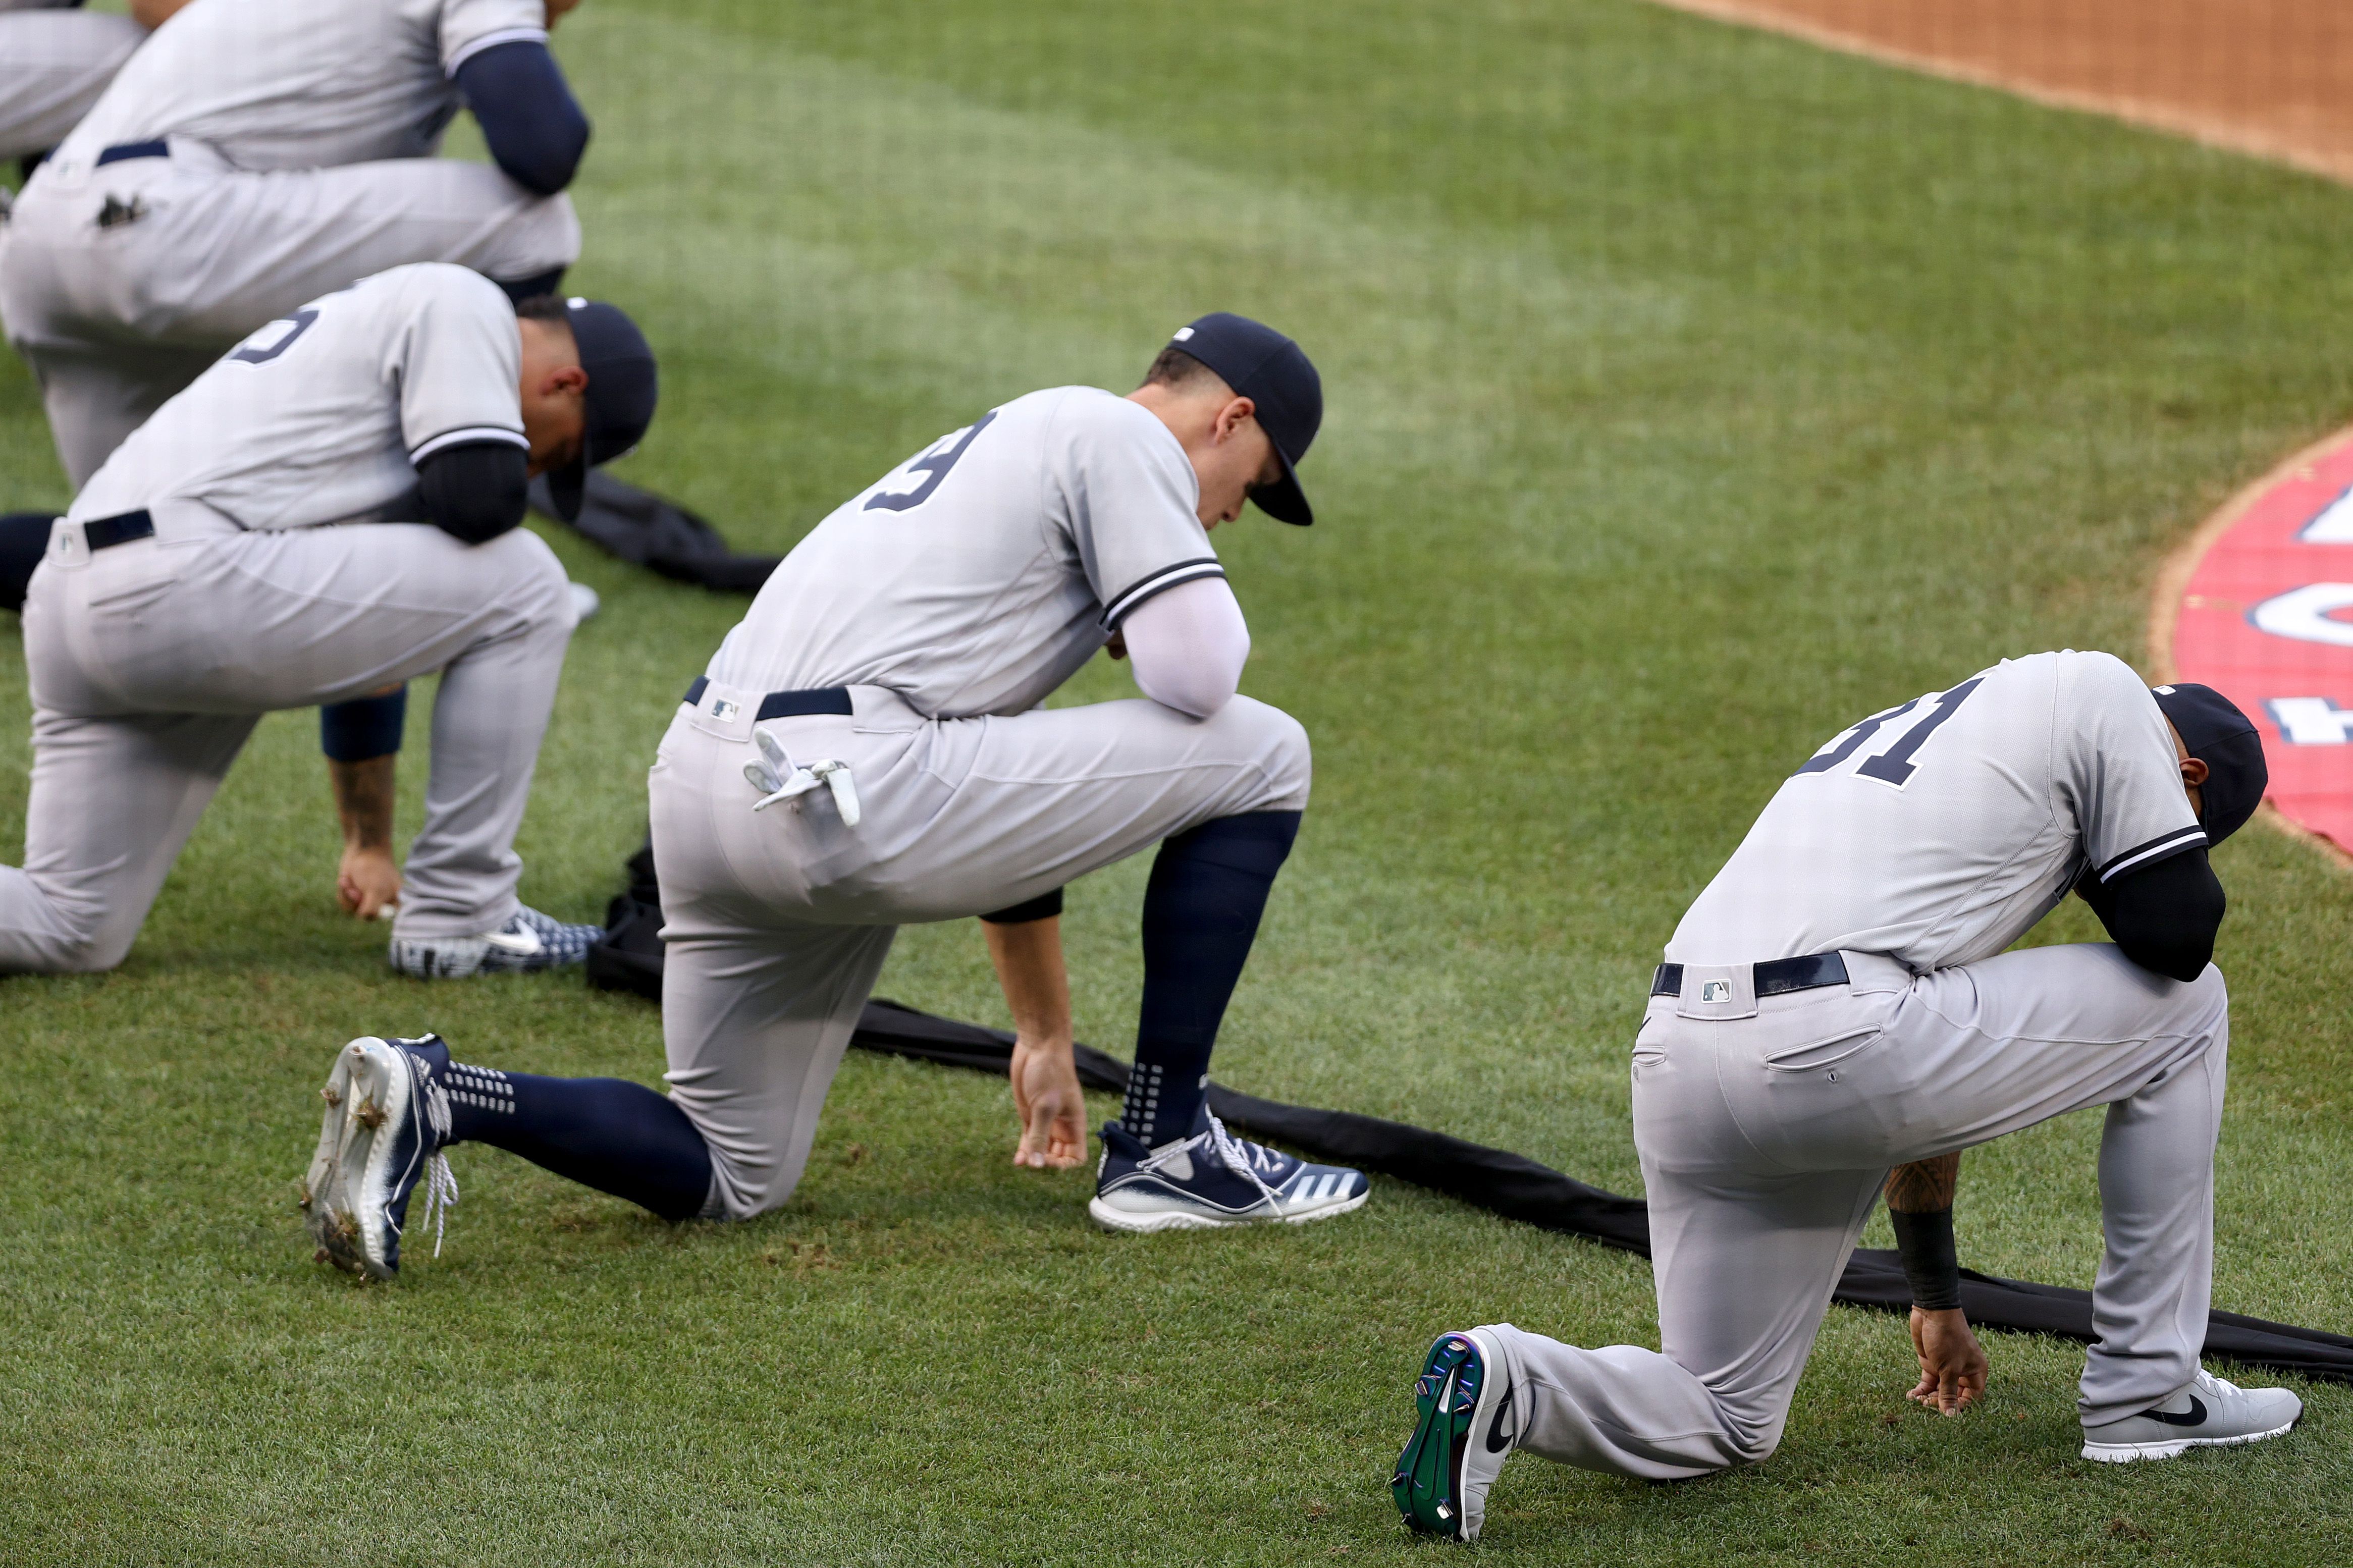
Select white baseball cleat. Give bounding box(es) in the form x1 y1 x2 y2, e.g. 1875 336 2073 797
2080 1368 2302 1462
301 1034 456 1280
388 904 600 979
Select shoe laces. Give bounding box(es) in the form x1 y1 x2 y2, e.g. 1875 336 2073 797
1203 1114 1283 1213
402 1048 460 1259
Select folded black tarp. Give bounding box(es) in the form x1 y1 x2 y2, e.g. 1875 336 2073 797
529 471 780 594
589 861 2353 1383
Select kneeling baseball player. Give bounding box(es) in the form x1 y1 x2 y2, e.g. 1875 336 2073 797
300 314 1372 1279
1395 652 2295 1542
0 262 654 977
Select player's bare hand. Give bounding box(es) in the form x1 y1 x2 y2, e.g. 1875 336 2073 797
1905 1306 1988 1416
1010 1037 1087 1169
337 844 401 921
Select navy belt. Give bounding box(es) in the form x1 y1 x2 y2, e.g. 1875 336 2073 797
1651 952 1849 1000
95 140 169 167
681 676 852 721
82 509 154 551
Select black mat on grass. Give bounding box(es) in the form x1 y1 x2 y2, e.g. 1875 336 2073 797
588 870 2353 1382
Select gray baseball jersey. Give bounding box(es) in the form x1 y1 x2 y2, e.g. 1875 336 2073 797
71 263 523 531
1 0 574 489
1475 654 2233 1485
55 0 546 172
1668 650 2204 970
0 7 142 163
659 387 1310 1219
708 387 1224 719
1 258 574 971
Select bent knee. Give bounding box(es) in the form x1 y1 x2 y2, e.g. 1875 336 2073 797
474 526 575 626
1216 695 1312 809
4 922 134 976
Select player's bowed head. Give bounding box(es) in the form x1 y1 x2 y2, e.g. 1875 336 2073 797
1125 313 1321 531
512 293 658 519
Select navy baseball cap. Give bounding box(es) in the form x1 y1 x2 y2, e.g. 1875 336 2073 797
547 296 658 522
1165 312 1322 525
2152 683 2267 845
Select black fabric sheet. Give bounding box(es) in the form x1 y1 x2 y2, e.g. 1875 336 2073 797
529 470 780 594
583 863 2353 1382
844 998 2353 1384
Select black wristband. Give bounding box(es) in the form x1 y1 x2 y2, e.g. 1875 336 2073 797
1888 1207 1962 1312
979 888 1063 926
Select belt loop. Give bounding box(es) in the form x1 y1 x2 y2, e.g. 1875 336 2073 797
81 509 155 552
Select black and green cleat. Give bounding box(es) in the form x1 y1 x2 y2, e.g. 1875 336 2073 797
1393 1328 1513 1543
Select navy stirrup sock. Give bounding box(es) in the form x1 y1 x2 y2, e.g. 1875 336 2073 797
1120 810 1303 1148
443 1063 712 1222
0 512 61 613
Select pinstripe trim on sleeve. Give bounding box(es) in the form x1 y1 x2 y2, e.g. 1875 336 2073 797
1099 557 1226 629
2097 825 2210 883
445 26 551 76
409 425 528 465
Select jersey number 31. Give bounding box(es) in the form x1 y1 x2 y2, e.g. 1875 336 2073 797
1795 677 1983 787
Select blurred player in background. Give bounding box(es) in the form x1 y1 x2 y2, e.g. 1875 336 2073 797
1 0 598 923
0 264 653 978
0 1 157 174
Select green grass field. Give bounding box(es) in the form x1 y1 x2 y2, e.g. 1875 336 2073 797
7 2 2353 1561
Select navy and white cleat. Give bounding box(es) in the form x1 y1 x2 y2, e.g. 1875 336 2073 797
1394 1328 1516 1543
389 905 601 979
301 1034 458 1280
1088 1116 1368 1232
2080 1369 2302 1463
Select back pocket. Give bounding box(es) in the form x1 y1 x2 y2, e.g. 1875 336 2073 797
1761 1029 1881 1074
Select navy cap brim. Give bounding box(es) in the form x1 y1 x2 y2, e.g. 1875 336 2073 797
1249 445 1313 526
547 453 586 522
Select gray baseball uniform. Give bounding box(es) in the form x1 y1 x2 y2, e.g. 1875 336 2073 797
0 4 143 164
2 263 574 972
0 0 578 486
653 387 1310 1218
1478 650 2228 1477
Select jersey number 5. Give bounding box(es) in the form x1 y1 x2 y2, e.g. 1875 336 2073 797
1796 676 1984 787
864 410 998 513
229 309 319 366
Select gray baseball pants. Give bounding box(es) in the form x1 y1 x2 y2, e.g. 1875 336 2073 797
0 137 578 487
1479 944 2228 1480
649 680 1313 1219
0 11 143 164
0 503 575 972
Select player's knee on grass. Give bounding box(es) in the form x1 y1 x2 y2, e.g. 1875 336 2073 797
11 893 138 976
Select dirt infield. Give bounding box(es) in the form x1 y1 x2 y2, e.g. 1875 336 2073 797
1656 1 2353 184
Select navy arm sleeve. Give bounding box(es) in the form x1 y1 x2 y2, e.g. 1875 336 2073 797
418 441 530 546
2075 847 2226 983
454 40 591 197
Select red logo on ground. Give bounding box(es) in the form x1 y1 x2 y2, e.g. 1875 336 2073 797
2170 428 2353 856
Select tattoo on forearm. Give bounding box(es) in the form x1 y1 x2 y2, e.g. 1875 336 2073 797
1886 1151 1959 1213
329 756 397 851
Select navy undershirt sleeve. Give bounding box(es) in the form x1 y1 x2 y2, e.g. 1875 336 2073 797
417 441 530 546
2076 847 2225 983
454 40 591 197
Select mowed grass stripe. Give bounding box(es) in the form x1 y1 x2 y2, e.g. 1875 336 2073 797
1 1 2350 1561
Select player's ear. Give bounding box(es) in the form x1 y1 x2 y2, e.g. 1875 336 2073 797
546 364 590 399
2180 756 2210 788
1215 395 1256 442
